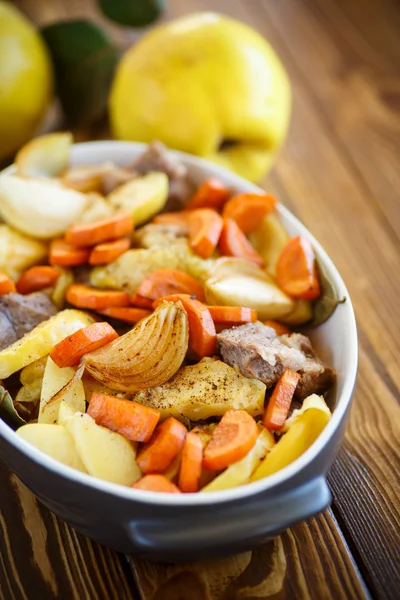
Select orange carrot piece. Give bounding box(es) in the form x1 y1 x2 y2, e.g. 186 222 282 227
222 193 276 233
203 410 258 471
97 306 151 324
208 306 257 328
65 212 134 246
178 432 203 493
89 237 130 265
0 272 16 296
50 322 118 368
132 269 205 308
16 266 61 295
263 369 301 431
219 219 264 267
188 208 223 259
132 474 181 494
263 320 292 336
276 236 321 300
153 294 217 358
66 284 130 310
87 393 160 443
185 178 229 211
49 238 90 267
136 417 187 474
152 211 190 227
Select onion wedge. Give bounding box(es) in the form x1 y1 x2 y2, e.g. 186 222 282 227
84 301 189 392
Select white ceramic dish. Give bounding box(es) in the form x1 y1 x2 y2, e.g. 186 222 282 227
0 142 358 560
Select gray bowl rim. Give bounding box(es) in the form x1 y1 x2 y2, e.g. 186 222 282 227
0 140 358 506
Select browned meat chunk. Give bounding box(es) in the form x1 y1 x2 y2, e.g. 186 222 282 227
0 292 57 351
217 322 335 400
130 141 194 212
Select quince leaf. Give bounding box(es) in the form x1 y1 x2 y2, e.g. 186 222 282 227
42 20 121 126
99 0 165 27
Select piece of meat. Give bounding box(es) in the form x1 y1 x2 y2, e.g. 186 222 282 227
217 322 335 400
101 165 136 195
131 141 187 179
130 141 194 211
0 292 57 351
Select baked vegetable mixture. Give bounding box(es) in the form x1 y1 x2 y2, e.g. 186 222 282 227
0 133 340 494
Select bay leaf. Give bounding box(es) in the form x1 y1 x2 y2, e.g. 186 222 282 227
0 384 26 429
99 0 164 27
310 259 346 327
42 20 121 125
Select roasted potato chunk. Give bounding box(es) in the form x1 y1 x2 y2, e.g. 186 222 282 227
130 357 266 421
90 242 214 294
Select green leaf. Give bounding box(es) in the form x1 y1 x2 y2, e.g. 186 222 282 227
0 385 26 429
99 0 165 27
42 20 121 125
309 260 346 327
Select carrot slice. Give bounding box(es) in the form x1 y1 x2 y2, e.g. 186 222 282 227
153 294 216 358
263 369 301 431
185 178 229 211
0 272 16 296
16 266 61 294
136 417 187 474
263 320 292 336
203 410 258 471
132 474 181 494
276 236 321 300
97 307 151 324
188 208 223 259
132 269 205 309
152 211 190 227
87 392 160 443
89 237 130 265
222 193 276 233
178 432 203 493
49 238 90 267
66 284 130 310
208 306 257 328
219 219 264 267
50 322 118 368
65 212 134 246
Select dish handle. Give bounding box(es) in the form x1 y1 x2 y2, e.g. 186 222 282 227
128 477 331 553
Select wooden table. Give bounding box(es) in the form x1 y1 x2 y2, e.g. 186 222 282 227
2 0 400 598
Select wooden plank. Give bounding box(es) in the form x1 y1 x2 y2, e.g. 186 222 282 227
131 510 368 600
3 1 398 599
226 2 400 598
0 461 138 600
262 0 400 238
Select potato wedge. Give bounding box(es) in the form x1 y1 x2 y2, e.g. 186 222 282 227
57 400 76 425
251 396 331 481
0 309 94 379
51 268 74 309
280 299 313 325
108 171 168 226
205 259 294 320
20 357 47 386
16 132 72 179
248 213 290 276
39 357 86 424
16 423 87 472
202 427 275 492
90 242 214 293
63 411 141 486
0 224 47 280
131 358 266 421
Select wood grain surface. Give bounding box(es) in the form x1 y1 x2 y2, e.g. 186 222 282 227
1 0 400 599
